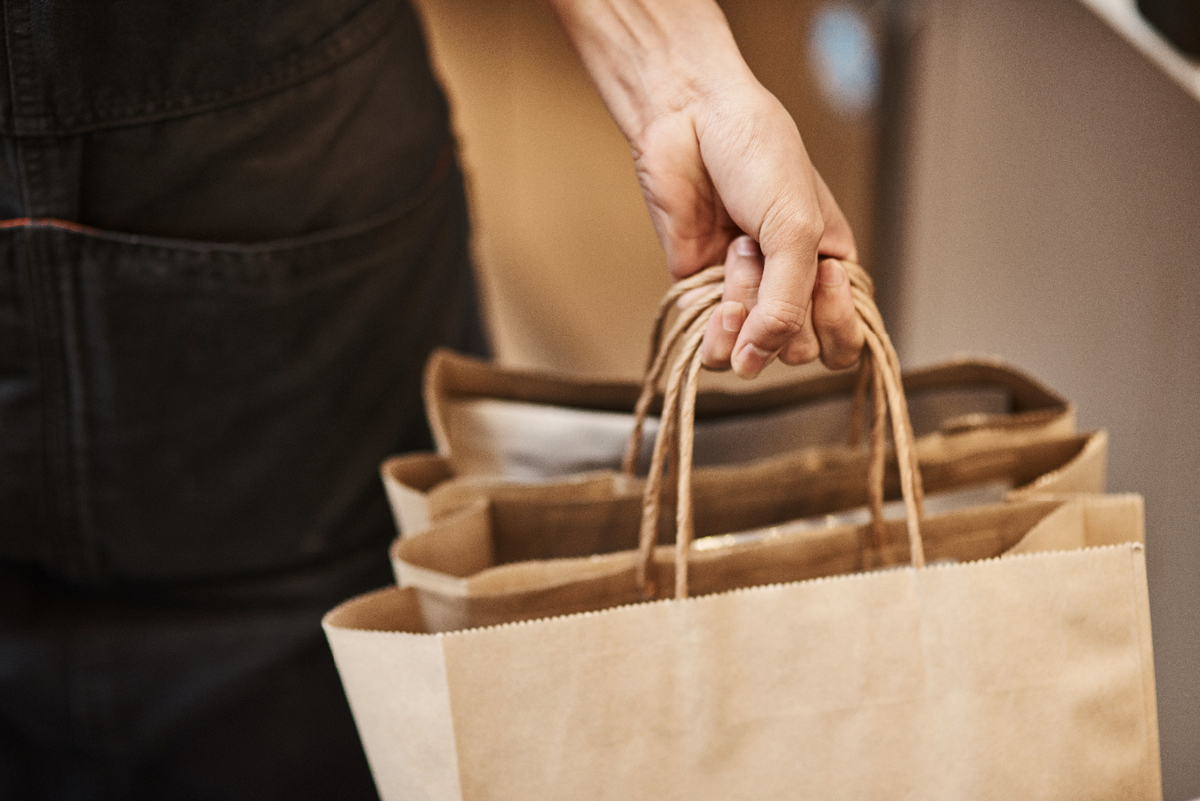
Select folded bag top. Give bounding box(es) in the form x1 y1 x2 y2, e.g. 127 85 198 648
420 328 1076 482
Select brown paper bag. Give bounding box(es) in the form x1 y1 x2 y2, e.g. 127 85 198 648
385 355 1080 537
325 262 1159 798
383 423 1100 540
422 348 1075 481
389 263 1106 628
325 491 1160 800
389 269 1075 532
392 428 1108 631
385 349 1076 535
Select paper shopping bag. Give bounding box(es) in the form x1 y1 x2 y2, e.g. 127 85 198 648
391 428 1107 631
386 356 1082 535
326 259 1160 799
422 348 1075 480
388 262 1106 629
324 492 1160 801
383 412 1105 538
385 350 1077 535
393 270 1075 534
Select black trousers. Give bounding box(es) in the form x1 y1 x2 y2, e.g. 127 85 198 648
0 1 488 797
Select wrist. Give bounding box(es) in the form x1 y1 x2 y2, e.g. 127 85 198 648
547 0 757 144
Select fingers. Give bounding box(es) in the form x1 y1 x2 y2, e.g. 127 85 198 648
810 258 863 369
759 258 862 371
730 232 820 378
701 249 860 376
698 234 861 375
775 176 861 370
700 236 762 369
725 169 863 377
777 302 820 366
700 301 747 370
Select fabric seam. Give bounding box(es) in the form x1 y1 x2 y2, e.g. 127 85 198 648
0 0 399 136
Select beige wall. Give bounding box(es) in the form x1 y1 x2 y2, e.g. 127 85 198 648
893 1 1200 796
412 0 882 379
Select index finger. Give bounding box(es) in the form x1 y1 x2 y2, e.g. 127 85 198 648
730 221 822 378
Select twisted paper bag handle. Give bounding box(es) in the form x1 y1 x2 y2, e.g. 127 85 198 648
627 260 927 599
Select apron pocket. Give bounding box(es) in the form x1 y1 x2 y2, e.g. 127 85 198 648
0 162 487 584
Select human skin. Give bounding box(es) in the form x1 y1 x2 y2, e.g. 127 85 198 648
546 0 864 377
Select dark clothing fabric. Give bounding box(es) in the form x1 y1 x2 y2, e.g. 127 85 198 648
0 1 489 797
0 154 482 583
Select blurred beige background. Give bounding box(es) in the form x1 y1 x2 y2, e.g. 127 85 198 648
893 1 1199 798
412 0 1199 797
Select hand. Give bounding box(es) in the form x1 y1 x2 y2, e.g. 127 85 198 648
698 238 863 374
548 0 863 376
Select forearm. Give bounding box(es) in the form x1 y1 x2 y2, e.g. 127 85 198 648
544 0 756 145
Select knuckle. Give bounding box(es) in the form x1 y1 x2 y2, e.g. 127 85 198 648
780 337 821 366
796 215 825 248
753 300 807 341
821 346 862 371
761 192 824 250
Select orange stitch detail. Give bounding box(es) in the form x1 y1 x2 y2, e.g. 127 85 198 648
0 217 100 234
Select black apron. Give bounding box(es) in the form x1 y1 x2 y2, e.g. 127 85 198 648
0 1 488 797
